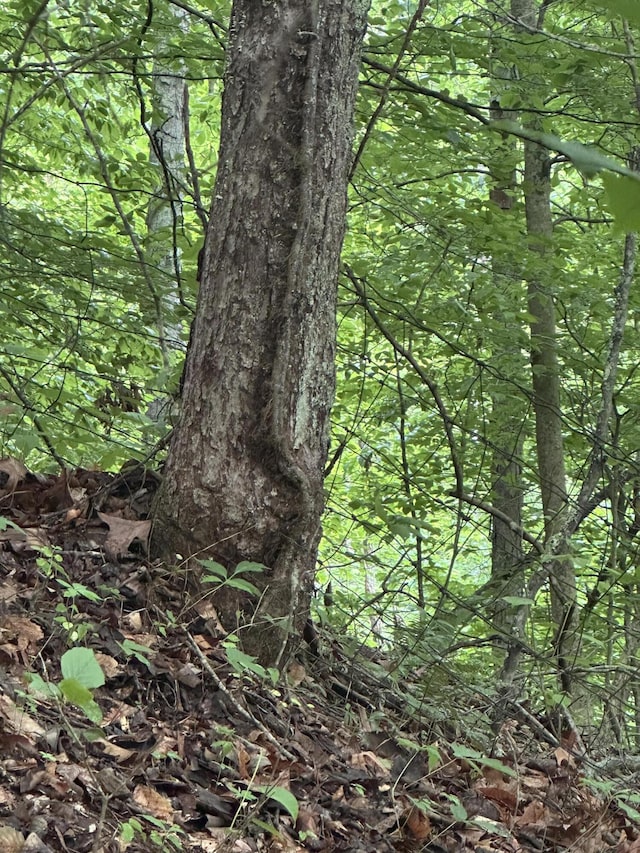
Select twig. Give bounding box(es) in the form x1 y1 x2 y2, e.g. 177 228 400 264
185 631 297 762
451 490 543 553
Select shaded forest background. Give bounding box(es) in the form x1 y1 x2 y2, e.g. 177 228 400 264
3 0 640 751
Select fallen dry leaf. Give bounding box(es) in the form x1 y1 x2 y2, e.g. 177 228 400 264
0 580 18 603
0 694 45 736
402 804 432 841
0 458 27 495
514 798 547 827
0 824 25 852
350 750 391 775
97 512 151 560
94 652 121 679
133 784 173 820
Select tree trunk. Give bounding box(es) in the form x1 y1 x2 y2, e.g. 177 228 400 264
523 135 576 691
513 0 576 690
152 0 370 666
507 0 576 692
487 77 525 647
145 3 189 419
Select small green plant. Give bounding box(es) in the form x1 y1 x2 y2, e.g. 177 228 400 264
211 724 236 759
34 543 101 643
450 744 516 778
118 638 153 670
27 647 105 723
223 634 279 685
119 816 185 851
584 778 640 823
226 780 299 832
199 558 265 596
157 609 178 637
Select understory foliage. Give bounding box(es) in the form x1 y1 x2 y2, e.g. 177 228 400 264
4 0 640 747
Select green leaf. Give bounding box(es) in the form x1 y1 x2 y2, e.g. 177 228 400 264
26 672 61 698
444 793 468 822
501 596 535 606
60 677 93 706
60 648 105 689
252 785 299 821
249 818 280 835
425 744 443 772
602 172 640 232
592 0 640 25
226 645 268 678
225 577 260 595
199 559 228 579
617 800 640 822
118 639 152 668
234 561 267 574
451 744 516 777
60 677 103 722
60 581 102 602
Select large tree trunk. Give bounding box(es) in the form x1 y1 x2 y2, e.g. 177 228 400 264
152 0 370 665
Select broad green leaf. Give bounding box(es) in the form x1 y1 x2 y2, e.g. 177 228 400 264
451 745 516 778
199 559 228 579
60 678 103 723
617 800 640 822
252 785 299 821
592 0 640 25
225 577 260 595
60 581 102 602
26 672 61 699
226 645 267 678
444 793 468 822
60 678 93 706
60 648 105 689
234 561 267 574
602 173 640 232
118 640 152 668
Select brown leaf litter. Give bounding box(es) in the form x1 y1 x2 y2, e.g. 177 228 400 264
0 457 636 852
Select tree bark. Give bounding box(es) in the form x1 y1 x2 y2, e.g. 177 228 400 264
508 0 576 692
487 72 525 647
152 0 370 665
524 134 576 691
145 3 189 418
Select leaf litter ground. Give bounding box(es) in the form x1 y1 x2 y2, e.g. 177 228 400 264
0 459 637 852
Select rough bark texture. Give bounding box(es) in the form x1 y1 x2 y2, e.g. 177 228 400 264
512 0 576 691
487 82 524 643
152 0 370 664
524 136 576 690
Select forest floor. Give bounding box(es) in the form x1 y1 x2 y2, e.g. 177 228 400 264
0 459 638 853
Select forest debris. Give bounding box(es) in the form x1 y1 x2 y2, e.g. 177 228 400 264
0 825 26 853
0 464 633 851
0 457 28 495
96 511 151 559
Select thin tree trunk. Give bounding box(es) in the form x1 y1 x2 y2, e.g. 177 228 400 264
145 4 189 416
523 133 576 691
509 0 576 691
487 75 525 648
